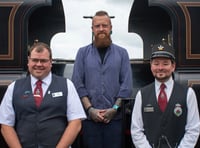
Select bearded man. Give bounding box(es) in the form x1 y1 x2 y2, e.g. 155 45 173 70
72 10 133 148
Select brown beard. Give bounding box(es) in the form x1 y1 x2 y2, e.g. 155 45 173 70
94 33 112 48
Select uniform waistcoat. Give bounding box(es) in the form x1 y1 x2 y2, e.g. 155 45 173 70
141 82 188 147
13 74 68 147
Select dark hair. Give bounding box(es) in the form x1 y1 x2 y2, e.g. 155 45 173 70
28 42 52 59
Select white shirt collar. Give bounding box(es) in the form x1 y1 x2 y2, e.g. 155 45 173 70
155 76 174 91
31 72 52 87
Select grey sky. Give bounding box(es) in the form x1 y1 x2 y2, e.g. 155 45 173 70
50 0 143 60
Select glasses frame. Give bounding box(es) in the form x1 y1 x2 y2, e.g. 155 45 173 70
29 57 51 64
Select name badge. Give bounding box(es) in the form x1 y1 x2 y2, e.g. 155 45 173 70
144 104 154 112
52 92 63 98
144 107 154 112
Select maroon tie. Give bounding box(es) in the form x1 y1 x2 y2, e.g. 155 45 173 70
34 80 43 107
158 83 167 112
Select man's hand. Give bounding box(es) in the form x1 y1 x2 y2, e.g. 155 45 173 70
88 107 106 122
101 108 117 123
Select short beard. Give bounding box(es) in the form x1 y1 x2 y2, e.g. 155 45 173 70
154 74 171 82
94 33 112 48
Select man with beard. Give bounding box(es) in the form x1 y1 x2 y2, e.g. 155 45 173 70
72 10 133 148
131 41 200 148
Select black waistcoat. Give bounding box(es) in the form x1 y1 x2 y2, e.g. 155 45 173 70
141 82 188 148
13 74 68 147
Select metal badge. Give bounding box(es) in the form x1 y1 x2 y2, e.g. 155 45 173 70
174 103 182 117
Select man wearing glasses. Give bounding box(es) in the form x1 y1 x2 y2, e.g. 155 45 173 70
0 42 86 148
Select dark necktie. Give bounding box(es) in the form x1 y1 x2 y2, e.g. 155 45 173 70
34 80 43 107
158 83 167 112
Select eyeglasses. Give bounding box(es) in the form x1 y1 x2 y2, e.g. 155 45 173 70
29 58 50 64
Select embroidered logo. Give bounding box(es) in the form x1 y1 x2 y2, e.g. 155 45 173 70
21 90 31 99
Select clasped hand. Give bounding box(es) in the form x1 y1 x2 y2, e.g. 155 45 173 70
88 107 117 123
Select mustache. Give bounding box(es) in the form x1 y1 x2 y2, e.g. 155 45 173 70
97 32 106 35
